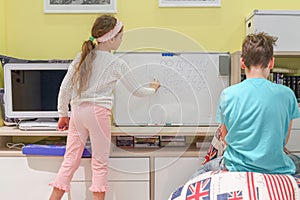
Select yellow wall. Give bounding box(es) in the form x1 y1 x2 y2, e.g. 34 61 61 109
0 0 6 54
0 0 5 88
2 0 300 60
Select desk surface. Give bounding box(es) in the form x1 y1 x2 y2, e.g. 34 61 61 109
0 125 217 157
0 125 218 136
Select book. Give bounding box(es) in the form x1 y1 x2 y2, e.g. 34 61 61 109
296 77 300 101
286 76 292 88
116 136 134 148
134 136 160 148
276 73 284 84
291 76 297 96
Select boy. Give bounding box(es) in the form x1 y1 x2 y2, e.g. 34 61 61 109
192 32 300 177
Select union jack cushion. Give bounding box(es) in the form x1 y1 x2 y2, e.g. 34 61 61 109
202 125 226 165
169 170 299 200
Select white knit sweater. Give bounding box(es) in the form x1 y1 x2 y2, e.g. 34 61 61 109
57 50 155 117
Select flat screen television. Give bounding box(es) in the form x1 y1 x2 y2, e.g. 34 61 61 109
4 63 69 120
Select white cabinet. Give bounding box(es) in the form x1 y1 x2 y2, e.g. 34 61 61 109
0 156 150 200
245 10 300 51
0 157 68 200
108 157 150 199
108 157 150 200
154 157 202 200
0 126 215 200
108 157 150 181
68 157 150 200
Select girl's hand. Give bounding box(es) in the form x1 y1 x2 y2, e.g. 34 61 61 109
57 116 70 131
150 79 161 92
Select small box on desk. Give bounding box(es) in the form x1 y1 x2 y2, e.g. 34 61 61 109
22 144 92 157
246 10 300 51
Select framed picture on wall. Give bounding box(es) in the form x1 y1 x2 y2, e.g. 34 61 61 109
159 0 221 7
44 0 117 13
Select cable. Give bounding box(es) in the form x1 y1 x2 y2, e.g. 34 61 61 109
6 142 25 150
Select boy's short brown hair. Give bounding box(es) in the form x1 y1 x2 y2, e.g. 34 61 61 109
241 32 277 69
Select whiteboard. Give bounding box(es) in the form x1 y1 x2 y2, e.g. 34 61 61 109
113 52 230 126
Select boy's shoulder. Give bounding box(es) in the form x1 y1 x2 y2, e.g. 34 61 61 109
227 79 294 95
223 81 245 92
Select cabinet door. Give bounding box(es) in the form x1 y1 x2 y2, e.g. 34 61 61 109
108 157 149 181
69 157 150 200
154 157 202 200
71 157 150 181
0 157 68 200
70 181 150 200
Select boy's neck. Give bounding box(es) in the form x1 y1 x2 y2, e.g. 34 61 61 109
245 66 270 79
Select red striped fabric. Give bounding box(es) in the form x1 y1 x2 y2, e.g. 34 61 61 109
247 172 257 200
262 173 295 200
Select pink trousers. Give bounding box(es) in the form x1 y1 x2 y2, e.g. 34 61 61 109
50 103 111 192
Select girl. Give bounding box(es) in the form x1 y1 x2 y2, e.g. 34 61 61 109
49 15 160 200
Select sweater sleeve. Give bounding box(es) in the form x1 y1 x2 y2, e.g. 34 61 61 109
117 59 156 97
57 54 80 117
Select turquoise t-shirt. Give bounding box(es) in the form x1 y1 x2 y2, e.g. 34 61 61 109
217 78 300 174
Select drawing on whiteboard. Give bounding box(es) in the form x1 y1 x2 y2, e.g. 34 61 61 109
113 52 230 126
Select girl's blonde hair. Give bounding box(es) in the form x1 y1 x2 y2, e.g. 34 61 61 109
72 15 122 96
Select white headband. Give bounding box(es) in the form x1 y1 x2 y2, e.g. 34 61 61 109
96 20 123 43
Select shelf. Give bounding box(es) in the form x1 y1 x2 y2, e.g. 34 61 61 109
0 126 68 136
0 148 24 157
274 51 300 57
231 50 300 83
0 125 215 157
111 126 217 136
0 144 209 158
110 144 208 157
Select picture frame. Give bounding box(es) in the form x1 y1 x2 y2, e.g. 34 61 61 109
44 0 117 14
159 0 221 7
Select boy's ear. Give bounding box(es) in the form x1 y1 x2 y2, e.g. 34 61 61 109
240 58 246 69
268 57 275 69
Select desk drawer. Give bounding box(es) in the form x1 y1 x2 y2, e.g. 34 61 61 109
72 157 150 181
